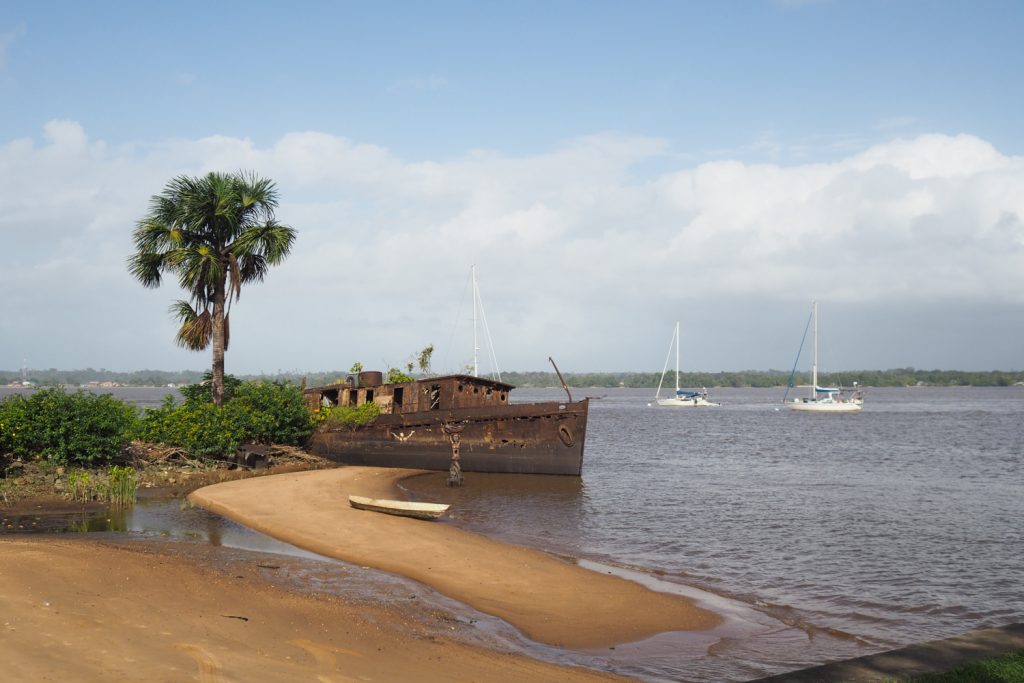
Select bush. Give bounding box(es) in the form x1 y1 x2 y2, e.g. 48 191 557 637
0 388 138 466
135 397 248 459
135 381 313 458
179 372 244 405
229 381 313 445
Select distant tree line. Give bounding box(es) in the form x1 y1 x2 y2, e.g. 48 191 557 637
502 369 1024 388
501 369 1024 388
3 367 1023 388
0 369 208 387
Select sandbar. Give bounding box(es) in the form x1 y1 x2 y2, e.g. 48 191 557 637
188 466 722 649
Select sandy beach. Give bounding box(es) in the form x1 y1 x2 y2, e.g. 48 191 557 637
0 466 722 682
188 467 722 649
0 537 628 682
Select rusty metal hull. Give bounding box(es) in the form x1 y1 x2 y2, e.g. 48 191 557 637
307 399 589 476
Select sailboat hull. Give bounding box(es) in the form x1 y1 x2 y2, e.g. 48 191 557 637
789 400 862 413
656 397 720 407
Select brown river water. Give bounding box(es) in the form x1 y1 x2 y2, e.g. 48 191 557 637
2 385 1022 681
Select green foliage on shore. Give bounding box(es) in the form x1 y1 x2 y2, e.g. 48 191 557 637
0 380 314 469
136 380 313 459
320 402 381 430
179 372 244 404
135 396 249 459
893 648 1024 681
0 388 138 466
67 467 137 506
105 466 138 507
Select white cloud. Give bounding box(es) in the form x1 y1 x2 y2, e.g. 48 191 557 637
0 23 26 71
874 115 917 131
1 123 1022 372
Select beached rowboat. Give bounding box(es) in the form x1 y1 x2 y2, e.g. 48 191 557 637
348 495 450 520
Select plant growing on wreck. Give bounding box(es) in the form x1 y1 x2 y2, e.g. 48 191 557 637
417 344 434 376
386 367 414 384
322 402 380 430
128 171 296 406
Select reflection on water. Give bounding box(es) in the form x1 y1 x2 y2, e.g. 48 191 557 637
400 472 587 553
0 495 324 559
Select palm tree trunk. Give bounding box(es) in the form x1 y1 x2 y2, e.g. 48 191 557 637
211 277 226 406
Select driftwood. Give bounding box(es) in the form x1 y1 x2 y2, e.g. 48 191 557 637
126 441 195 465
126 440 333 473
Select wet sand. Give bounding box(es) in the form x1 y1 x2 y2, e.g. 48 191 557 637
0 537 627 682
188 466 722 649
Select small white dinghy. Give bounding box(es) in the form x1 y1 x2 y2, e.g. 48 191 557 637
348 495 450 521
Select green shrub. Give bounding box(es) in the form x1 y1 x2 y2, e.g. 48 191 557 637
135 397 247 458
0 394 29 459
179 372 244 406
0 388 138 466
229 381 313 445
135 381 313 458
322 402 380 430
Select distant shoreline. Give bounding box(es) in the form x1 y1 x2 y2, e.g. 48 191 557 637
3 368 1023 389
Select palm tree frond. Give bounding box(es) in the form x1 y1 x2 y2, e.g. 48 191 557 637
227 252 242 302
127 251 165 288
170 300 212 351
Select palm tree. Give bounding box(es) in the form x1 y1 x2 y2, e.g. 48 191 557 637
128 172 296 406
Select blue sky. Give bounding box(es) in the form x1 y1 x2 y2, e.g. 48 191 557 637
6 1 1021 160
1 1 1023 374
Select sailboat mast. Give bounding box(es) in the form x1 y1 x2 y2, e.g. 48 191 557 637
675 321 680 392
811 301 818 399
472 265 479 378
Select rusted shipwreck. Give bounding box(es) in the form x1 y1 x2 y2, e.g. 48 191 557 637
304 371 589 476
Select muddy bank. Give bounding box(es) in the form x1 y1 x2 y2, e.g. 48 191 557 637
0 442 334 512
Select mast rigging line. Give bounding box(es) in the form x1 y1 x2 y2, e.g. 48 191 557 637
655 321 679 399
441 266 502 382
473 267 502 382
783 307 814 404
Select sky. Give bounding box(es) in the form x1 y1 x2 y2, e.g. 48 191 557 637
1 0 1022 375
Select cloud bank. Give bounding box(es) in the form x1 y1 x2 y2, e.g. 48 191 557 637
1 123 1022 373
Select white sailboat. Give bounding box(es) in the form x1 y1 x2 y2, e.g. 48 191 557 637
653 321 719 407
787 301 863 413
